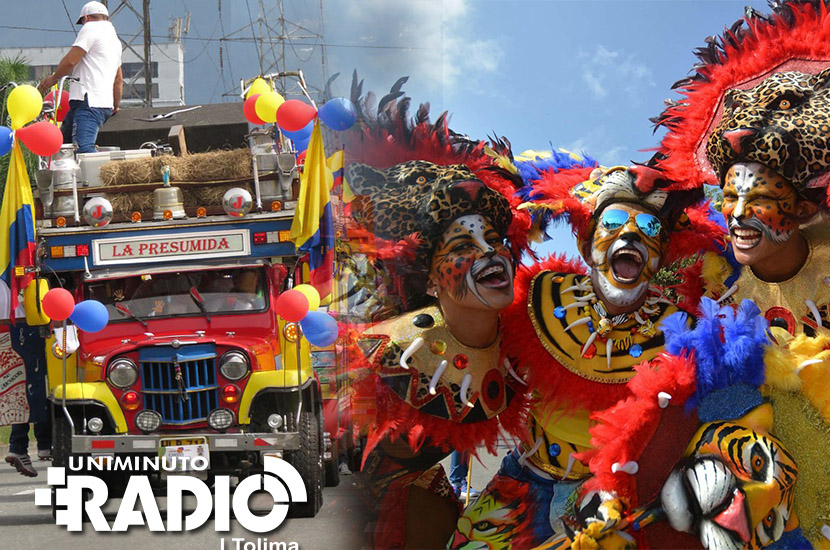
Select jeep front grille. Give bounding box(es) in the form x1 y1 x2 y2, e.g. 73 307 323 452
139 344 219 425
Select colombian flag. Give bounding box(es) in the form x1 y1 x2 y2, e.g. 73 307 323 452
0 141 36 321
290 120 334 302
327 148 356 203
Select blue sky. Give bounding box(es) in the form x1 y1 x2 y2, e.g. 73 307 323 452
1 0 770 258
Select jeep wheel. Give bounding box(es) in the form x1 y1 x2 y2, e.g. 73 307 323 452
288 411 323 517
51 416 74 520
324 438 340 488
52 414 72 468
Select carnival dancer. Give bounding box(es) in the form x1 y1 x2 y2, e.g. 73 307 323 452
343 81 529 549
449 157 723 549
652 1 830 546
570 296 805 550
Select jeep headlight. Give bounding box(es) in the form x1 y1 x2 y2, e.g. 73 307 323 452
108 357 139 389
219 350 249 381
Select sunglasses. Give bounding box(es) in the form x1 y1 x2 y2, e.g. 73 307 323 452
600 209 662 237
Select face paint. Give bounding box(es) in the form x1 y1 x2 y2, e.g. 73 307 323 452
429 214 514 312
589 202 664 309
662 418 797 550
450 474 543 549
721 162 801 266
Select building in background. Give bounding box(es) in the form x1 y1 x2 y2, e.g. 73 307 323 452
0 42 184 107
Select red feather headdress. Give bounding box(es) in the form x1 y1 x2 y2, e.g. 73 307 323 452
653 0 830 194
518 160 724 266
344 74 531 262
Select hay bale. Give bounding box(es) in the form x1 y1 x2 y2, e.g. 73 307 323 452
100 156 161 186
100 149 253 187
183 182 253 207
107 190 155 217
166 149 253 182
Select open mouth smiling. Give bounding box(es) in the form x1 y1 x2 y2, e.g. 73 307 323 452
610 246 645 284
730 225 763 250
473 259 511 290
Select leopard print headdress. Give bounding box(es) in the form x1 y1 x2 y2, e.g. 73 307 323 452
346 160 512 250
653 0 830 202
344 75 527 261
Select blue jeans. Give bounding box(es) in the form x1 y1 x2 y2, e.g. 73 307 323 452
9 421 51 455
61 95 112 153
449 450 468 487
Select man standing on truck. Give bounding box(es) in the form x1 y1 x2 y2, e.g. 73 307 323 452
37 1 122 153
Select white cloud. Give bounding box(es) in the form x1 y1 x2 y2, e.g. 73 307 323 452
578 45 654 102
326 0 503 102
563 136 627 167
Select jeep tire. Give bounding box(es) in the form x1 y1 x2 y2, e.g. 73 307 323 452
288 410 323 517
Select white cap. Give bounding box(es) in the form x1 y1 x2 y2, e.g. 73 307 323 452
77 1 109 25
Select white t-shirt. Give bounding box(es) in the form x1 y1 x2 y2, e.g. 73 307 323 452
69 20 122 108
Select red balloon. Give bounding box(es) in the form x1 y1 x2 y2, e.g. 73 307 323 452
243 93 266 125
276 100 317 132
16 121 63 157
42 288 75 321
276 289 309 322
44 90 70 122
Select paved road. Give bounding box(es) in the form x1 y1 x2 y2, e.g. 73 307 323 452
0 441 509 550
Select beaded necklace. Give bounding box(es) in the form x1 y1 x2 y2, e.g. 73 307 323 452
553 276 672 369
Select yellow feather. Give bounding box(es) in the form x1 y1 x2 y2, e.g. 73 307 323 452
701 251 729 286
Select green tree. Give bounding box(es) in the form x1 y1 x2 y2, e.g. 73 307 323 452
0 54 39 197
705 184 723 212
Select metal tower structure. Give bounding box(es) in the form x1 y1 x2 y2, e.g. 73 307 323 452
219 0 328 102
104 0 155 107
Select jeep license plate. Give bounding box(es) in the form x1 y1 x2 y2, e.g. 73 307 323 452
159 437 210 471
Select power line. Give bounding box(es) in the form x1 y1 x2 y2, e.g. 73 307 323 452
59 0 77 31
0 25 428 50
244 0 263 74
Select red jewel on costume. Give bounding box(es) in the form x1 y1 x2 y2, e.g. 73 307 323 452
765 306 795 335
583 343 597 359
453 354 469 369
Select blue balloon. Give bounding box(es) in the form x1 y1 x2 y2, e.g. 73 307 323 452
318 97 356 131
300 310 338 347
282 120 313 141
0 126 13 157
293 135 310 153
70 300 109 333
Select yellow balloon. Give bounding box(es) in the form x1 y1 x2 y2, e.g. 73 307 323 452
293 284 320 312
24 279 51 326
245 77 272 99
254 91 285 124
7 85 42 130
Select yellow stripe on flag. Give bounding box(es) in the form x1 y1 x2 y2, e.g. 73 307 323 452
289 120 333 250
327 149 344 173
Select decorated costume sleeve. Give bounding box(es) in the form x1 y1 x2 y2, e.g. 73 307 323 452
575 298 803 549
349 305 527 458
764 333 830 548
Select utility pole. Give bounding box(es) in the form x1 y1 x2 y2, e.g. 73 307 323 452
219 0 327 102
108 0 154 107
143 0 152 107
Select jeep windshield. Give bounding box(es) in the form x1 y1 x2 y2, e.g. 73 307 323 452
85 267 268 322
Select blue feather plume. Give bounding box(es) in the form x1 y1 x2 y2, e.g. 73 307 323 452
661 297 770 411
513 146 597 189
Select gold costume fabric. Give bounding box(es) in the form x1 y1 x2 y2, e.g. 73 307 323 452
520 272 681 478
733 222 830 339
